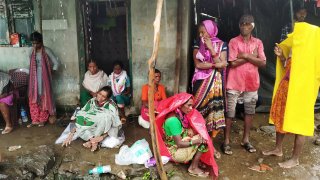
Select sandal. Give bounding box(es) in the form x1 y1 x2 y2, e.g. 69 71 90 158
241 142 256 153
38 122 45 127
221 144 233 155
27 123 39 128
1 127 13 134
214 151 221 159
188 169 209 178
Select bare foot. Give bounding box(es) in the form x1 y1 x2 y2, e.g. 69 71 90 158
83 141 92 149
188 166 209 177
278 159 299 168
262 149 283 157
91 142 99 152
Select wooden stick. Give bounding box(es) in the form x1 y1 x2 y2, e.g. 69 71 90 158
38 0 43 34
173 0 182 94
147 0 167 179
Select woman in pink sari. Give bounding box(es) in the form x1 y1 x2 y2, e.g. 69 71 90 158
27 32 60 127
192 20 228 138
156 93 218 179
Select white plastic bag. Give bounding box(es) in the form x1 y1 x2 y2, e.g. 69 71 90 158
101 132 125 148
115 139 153 165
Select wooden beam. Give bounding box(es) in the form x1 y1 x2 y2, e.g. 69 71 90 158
173 0 182 94
147 0 167 179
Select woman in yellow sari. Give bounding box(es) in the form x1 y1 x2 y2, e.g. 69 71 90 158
263 22 320 168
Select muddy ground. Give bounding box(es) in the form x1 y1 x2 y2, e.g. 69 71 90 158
0 113 320 180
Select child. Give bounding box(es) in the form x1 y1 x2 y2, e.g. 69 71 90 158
109 61 131 123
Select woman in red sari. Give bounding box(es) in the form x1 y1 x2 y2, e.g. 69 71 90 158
155 93 218 179
27 32 60 127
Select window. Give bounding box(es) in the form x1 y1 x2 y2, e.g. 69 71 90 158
0 0 34 46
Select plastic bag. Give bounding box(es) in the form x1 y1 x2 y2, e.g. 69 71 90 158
101 131 125 148
115 139 153 165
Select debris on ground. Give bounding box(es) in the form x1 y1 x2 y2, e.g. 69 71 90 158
8 145 22 152
249 164 273 172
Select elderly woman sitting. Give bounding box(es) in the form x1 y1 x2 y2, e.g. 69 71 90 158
62 86 122 152
0 72 13 134
155 93 218 178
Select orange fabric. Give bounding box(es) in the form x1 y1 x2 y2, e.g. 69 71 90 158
270 60 291 134
141 84 167 102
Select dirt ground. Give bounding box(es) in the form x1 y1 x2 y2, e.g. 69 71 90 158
0 113 320 180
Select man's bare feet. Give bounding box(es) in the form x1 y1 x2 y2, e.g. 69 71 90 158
262 148 283 157
278 159 299 168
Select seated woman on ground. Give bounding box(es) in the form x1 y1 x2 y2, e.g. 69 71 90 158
80 61 109 107
0 72 14 134
62 86 122 152
155 93 218 178
109 61 131 124
138 68 167 128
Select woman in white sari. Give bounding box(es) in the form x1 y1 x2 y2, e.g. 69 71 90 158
80 61 109 107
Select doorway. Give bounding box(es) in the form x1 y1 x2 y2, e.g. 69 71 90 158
81 0 129 75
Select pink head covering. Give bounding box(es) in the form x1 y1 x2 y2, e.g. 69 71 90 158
199 20 221 55
192 20 222 85
202 20 220 42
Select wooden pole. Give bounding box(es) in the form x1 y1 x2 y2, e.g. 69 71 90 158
148 0 167 179
38 0 42 34
173 0 182 94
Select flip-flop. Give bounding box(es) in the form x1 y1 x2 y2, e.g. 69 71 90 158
214 151 221 159
27 123 39 128
1 127 13 134
241 142 256 153
221 144 233 155
38 123 45 127
188 170 209 178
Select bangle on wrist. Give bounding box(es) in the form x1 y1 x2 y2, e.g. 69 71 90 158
189 140 193 146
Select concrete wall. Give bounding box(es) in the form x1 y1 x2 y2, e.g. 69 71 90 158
0 0 80 109
40 0 80 107
131 0 191 111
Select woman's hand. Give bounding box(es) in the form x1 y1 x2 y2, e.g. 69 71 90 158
90 92 97 97
215 61 227 69
203 37 216 55
62 133 74 147
274 43 283 57
192 136 207 145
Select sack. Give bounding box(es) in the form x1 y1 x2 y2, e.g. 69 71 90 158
115 139 153 165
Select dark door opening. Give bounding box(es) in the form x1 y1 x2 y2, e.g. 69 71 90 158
82 0 129 75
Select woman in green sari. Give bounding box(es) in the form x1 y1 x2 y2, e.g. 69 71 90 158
62 86 122 152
